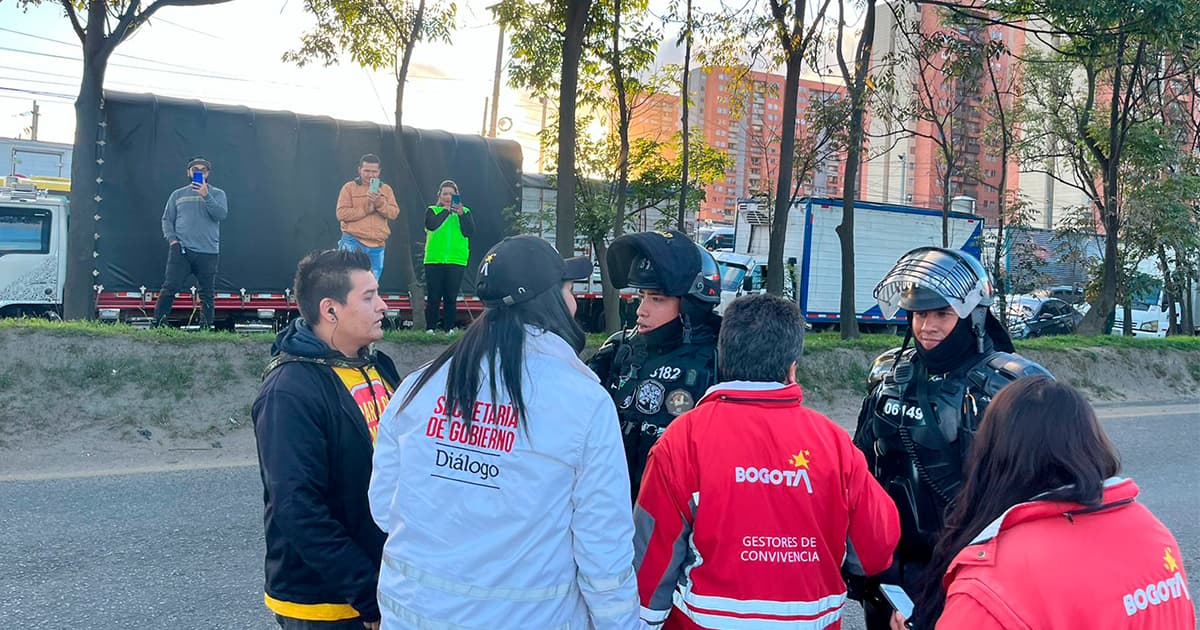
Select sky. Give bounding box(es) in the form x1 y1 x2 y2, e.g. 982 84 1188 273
0 0 557 171
0 0 860 173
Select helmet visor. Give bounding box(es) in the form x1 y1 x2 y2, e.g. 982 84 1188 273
874 250 987 319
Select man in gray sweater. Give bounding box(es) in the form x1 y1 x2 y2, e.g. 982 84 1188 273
153 156 229 329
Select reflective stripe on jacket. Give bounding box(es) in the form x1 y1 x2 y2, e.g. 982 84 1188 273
634 381 900 630
370 328 646 630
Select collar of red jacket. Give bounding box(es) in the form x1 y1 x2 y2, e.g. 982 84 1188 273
946 477 1138 576
698 381 805 406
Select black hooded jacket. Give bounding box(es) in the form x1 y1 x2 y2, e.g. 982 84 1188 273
252 319 400 622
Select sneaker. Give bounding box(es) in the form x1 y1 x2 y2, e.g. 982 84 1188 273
444 329 458 337
425 329 438 335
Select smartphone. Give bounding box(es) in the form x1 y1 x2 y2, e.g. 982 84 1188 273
451 193 461 206
369 177 381 193
879 583 914 619
191 171 204 188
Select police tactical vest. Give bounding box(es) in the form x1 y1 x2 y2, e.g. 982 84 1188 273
855 347 1050 556
589 328 718 500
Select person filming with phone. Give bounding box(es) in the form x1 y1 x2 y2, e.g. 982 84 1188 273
337 154 400 280
153 156 228 330
423 179 474 334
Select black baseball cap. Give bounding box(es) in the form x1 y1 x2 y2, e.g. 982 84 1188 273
476 236 592 306
186 156 212 171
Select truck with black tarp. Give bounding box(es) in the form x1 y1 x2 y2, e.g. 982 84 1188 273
0 92 616 329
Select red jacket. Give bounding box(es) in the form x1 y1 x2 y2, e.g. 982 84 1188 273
634 381 900 630
937 478 1194 630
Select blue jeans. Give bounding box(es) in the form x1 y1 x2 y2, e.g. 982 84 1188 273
338 234 385 279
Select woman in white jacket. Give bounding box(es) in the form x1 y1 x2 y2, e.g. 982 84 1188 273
370 235 645 630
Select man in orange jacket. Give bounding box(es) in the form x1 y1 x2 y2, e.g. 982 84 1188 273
635 293 900 630
336 154 400 279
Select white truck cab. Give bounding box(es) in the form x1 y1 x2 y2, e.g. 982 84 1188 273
0 181 67 317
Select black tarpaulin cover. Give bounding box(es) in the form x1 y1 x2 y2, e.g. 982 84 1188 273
98 91 521 293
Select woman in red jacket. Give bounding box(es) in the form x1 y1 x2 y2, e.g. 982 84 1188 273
893 376 1194 630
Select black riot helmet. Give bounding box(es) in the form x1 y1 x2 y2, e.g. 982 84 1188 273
874 247 994 319
874 247 1011 353
607 230 721 304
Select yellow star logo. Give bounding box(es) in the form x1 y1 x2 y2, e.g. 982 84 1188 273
790 450 811 469
1164 546 1179 573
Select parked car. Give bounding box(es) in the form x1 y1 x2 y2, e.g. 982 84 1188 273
1006 296 1084 339
702 227 735 251
1033 284 1086 305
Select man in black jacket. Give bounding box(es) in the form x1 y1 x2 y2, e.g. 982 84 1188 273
253 249 400 630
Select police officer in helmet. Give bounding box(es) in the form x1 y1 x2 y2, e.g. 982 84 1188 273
588 230 722 501
848 247 1050 630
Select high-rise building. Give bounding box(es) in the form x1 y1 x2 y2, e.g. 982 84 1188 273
1015 29 1102 229
628 92 682 148
684 68 852 223
864 3 1024 226
623 69 855 225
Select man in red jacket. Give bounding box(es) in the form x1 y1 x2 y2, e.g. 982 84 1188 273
634 293 901 630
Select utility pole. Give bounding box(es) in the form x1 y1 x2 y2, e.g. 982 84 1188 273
538 96 548 173
30 101 39 141
489 23 505 138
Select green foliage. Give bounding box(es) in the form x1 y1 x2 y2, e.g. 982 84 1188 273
990 0 1200 333
495 1 573 96
285 0 456 73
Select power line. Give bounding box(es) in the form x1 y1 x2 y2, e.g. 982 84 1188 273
0 76 79 89
0 65 80 81
0 87 74 101
146 16 225 41
0 46 321 89
364 67 394 124
0 26 221 72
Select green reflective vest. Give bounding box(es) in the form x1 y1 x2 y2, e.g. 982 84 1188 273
424 205 471 266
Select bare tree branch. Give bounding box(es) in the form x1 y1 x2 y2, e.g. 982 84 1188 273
111 0 236 50
60 0 85 43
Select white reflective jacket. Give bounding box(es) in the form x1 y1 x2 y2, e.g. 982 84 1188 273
370 328 645 630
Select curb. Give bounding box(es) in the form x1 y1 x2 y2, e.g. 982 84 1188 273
1091 398 1199 410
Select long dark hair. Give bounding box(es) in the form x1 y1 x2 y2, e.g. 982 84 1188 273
397 283 585 429
912 376 1121 627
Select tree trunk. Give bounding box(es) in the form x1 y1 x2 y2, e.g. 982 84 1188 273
1183 271 1195 335
1157 243 1179 334
1078 185 1121 335
63 70 104 319
767 57 802 295
63 14 110 320
676 0 692 232
1122 292 1133 337
604 0 630 333
835 0 873 340
393 74 427 330
595 239 620 332
941 168 952 248
556 0 593 257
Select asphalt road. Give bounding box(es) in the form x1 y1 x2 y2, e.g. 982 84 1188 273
1 403 1196 630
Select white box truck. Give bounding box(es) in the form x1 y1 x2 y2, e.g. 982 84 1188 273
1111 258 1200 337
715 197 985 330
0 182 67 317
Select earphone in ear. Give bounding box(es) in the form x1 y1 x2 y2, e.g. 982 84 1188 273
328 307 337 320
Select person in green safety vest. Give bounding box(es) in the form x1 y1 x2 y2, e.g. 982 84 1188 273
424 179 475 334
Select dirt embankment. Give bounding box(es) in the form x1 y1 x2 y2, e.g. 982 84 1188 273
0 328 1195 479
